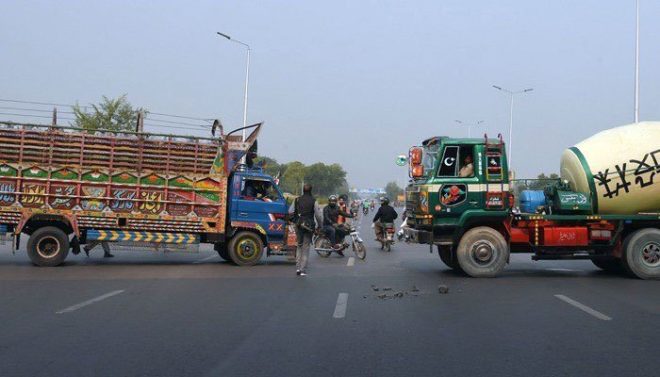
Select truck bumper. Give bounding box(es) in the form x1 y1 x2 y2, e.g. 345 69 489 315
403 227 433 244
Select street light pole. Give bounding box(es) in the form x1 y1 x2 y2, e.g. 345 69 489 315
454 120 484 138
634 0 640 123
217 31 251 141
492 85 533 170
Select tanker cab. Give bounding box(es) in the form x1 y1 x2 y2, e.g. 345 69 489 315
229 173 288 238
434 144 481 220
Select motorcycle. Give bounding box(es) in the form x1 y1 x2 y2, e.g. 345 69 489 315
362 207 369 215
313 224 366 260
377 222 396 252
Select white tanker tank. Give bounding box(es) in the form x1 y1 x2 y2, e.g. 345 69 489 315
560 122 660 215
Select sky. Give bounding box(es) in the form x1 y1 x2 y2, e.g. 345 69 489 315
2 0 659 189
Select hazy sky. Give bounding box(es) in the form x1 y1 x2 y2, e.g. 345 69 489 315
2 0 659 189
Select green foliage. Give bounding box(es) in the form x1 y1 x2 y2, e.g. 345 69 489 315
72 95 146 132
258 157 349 197
254 156 281 177
280 161 306 195
528 173 560 190
384 181 404 200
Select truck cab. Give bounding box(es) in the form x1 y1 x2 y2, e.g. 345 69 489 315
405 135 510 246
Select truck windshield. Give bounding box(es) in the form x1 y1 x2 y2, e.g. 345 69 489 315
422 144 440 176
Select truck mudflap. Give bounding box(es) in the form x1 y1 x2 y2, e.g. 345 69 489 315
403 227 433 244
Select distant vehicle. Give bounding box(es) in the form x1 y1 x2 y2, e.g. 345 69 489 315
404 123 660 279
0 121 296 266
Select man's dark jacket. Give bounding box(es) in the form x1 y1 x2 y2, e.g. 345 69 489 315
373 205 398 223
323 205 352 226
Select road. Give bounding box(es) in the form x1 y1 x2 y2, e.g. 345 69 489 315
0 212 658 377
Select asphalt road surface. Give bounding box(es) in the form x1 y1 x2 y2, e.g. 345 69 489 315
0 212 658 377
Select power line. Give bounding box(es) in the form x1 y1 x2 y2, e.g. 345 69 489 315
0 98 216 122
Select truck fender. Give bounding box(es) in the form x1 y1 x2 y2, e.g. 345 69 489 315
17 213 80 238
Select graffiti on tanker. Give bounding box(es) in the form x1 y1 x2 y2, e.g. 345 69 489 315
594 149 659 199
0 181 15 205
137 190 164 214
81 186 106 211
50 185 76 209
21 183 47 207
110 189 136 212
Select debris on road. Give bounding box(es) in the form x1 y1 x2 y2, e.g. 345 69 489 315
438 284 449 294
383 287 392 291
371 285 379 292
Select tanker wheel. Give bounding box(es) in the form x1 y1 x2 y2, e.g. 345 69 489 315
456 227 509 278
438 245 463 272
214 243 231 262
228 231 264 266
27 226 70 267
591 257 623 273
622 228 660 280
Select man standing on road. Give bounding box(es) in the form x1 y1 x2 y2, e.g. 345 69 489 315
372 197 398 240
291 184 319 277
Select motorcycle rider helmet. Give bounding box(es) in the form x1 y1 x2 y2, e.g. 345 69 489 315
381 197 390 205
328 195 338 207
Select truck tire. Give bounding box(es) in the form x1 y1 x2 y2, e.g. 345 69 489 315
456 227 509 278
228 231 264 266
591 258 623 273
438 245 463 272
214 243 231 262
26 226 70 267
621 228 660 280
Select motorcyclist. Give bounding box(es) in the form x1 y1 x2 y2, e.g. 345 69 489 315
323 195 355 256
338 194 350 225
362 200 370 214
372 197 398 240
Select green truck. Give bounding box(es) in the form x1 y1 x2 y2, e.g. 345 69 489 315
403 124 660 279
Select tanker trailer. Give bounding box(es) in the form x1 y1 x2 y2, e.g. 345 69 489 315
560 122 660 215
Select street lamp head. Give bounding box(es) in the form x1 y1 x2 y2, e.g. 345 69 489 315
477 120 484 125
216 32 231 40
454 120 463 124
523 88 534 93
492 85 502 90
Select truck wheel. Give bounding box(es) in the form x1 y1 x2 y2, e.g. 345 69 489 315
456 227 509 278
438 245 463 271
228 231 264 266
214 243 231 262
591 258 623 273
622 228 660 280
27 226 70 267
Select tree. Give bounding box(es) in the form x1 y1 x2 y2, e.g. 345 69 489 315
384 181 404 201
304 162 347 197
528 173 560 190
254 157 281 178
280 161 306 195
72 95 146 132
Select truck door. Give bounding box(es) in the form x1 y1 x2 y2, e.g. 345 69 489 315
434 144 480 223
230 175 288 240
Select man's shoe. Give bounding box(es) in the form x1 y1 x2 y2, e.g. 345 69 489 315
299 271 307 276
83 246 90 257
104 253 115 258
296 270 301 276
336 250 345 257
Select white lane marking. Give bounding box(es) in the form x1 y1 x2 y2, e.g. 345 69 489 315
333 293 349 319
547 268 578 272
56 290 125 314
193 255 219 264
347 257 355 267
554 294 612 321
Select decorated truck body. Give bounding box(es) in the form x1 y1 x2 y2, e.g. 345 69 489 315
403 122 660 279
0 120 296 266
